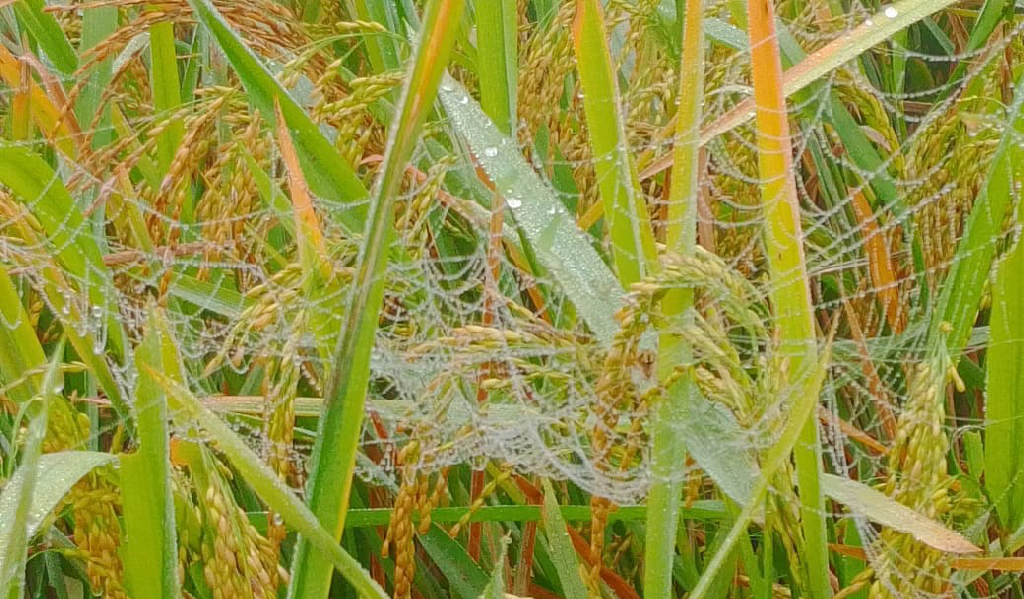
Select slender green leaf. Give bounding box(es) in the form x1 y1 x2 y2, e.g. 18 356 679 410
290 2 466 597
418 525 490 599
984 175 1024 533
0 341 62 599
440 76 623 344
121 306 183 599
647 0 705 596
75 5 117 149
148 15 185 176
745 1 829 595
540 480 589 599
354 0 403 71
475 0 517 134
0 267 46 404
572 0 656 285
12 0 77 75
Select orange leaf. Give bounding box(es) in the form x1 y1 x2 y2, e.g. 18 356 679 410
273 97 329 274
849 190 903 333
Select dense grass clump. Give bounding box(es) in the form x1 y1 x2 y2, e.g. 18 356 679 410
1 1 1023 599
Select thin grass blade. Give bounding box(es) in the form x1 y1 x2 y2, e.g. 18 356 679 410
147 13 184 176
12 0 77 75
746 1 829 594
0 340 62 599
646 1 705 595
440 77 623 344
289 2 466 597
984 152 1024 533
0 267 46 404
540 479 589 599
120 306 183 599
475 0 517 134
572 0 656 284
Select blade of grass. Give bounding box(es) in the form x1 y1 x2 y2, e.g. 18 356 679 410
74 4 117 149
540 480 589 599
983 150 1024 533
148 11 185 177
120 306 183 599
0 340 61 599
12 0 77 75
820 474 979 553
481 534 510 599
354 0 403 71
0 267 46 404
476 0 517 135
417 525 490 599
186 0 369 233
646 0 705 596
145 368 389 599
572 0 656 284
472 0 518 558
334 501 728 527
289 2 466 597
439 76 623 345
746 1 829 595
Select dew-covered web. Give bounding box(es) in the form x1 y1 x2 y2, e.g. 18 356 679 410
1 0 1023 597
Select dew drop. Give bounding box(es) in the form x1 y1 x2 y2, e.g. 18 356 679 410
91 304 104 319
884 6 898 17
546 205 558 215
865 18 874 26
483 146 498 158
440 82 455 92
272 512 284 526
457 94 469 105
506 197 523 209
60 302 71 316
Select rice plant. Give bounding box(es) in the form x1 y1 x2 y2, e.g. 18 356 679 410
0 1 1023 598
